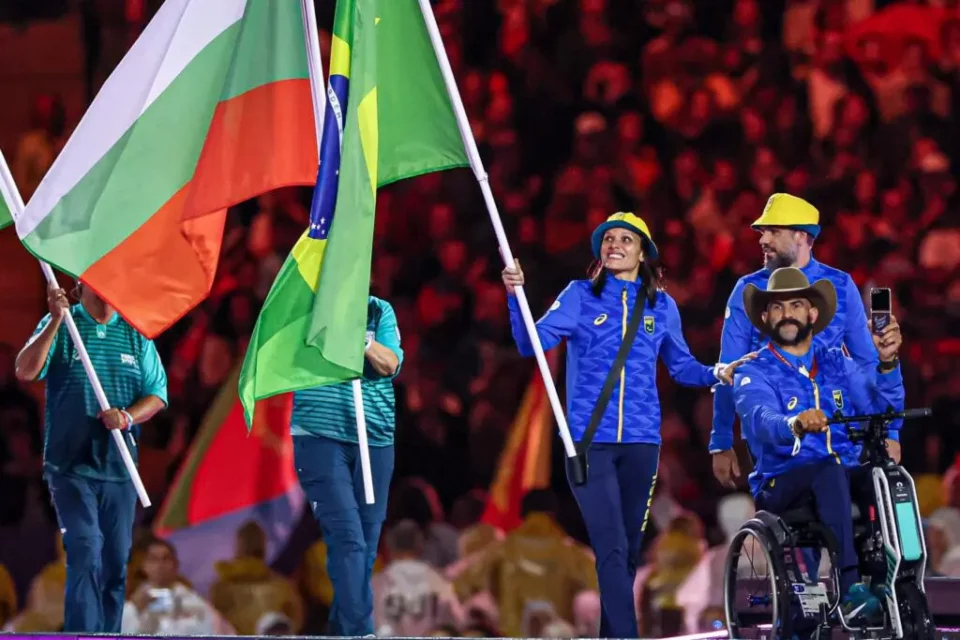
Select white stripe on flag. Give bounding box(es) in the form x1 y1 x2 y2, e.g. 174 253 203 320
17 0 246 237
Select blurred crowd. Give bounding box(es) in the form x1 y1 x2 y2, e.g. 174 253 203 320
2 0 960 636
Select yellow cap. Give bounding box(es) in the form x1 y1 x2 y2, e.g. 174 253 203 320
591 212 658 259
751 193 821 238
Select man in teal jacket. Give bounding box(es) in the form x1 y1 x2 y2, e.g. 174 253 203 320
15 281 167 633
291 296 402 637
733 268 904 625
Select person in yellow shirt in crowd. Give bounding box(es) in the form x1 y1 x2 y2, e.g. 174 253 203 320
0 562 16 629
444 523 504 583
298 535 385 633
638 519 705 637
2 533 65 633
454 490 598 636
209 521 303 635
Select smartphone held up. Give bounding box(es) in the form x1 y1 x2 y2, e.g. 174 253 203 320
870 287 891 335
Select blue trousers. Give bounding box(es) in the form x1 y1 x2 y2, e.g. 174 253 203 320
47 473 136 633
294 436 394 637
756 459 860 595
568 443 659 639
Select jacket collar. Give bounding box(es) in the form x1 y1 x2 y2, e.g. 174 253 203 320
771 343 815 373
602 272 644 295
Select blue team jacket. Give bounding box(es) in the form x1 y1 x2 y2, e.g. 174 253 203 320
711 258 878 452
507 276 717 445
733 342 904 496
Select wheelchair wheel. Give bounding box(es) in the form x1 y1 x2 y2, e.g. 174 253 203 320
896 582 936 640
724 523 793 639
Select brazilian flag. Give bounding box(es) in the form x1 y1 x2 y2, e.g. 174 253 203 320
240 0 469 425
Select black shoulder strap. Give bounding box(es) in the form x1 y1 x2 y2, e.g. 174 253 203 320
576 292 647 454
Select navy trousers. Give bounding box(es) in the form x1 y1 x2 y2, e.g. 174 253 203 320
294 436 394 637
756 459 860 595
568 443 660 639
47 473 136 633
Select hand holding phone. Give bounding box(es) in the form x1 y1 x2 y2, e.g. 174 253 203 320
147 588 174 614
870 288 891 336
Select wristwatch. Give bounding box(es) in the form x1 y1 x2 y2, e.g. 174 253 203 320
878 357 900 373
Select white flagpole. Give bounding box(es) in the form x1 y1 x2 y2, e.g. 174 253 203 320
415 0 577 460
299 0 375 504
0 152 151 507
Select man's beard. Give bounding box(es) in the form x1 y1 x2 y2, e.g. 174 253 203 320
771 318 814 346
763 249 796 271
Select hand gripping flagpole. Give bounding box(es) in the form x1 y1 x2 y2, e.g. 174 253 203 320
0 152 151 507
416 0 577 461
300 0 375 504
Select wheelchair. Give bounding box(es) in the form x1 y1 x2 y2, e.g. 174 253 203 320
722 409 937 639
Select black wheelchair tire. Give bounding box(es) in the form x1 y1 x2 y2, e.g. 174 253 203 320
724 522 794 639
896 581 937 640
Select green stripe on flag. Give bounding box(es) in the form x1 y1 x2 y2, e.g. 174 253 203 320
0 148 15 230
0 196 11 230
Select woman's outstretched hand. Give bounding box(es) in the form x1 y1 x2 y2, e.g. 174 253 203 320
716 352 758 385
501 259 525 295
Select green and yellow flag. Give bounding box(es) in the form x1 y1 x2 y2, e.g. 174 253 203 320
239 0 469 425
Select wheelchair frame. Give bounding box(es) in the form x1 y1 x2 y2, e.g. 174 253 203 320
723 409 936 640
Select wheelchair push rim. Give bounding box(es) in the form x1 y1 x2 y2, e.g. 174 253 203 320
724 524 792 639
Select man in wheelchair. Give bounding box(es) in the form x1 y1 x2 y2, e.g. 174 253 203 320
732 267 904 627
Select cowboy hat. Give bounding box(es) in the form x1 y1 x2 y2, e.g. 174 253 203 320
751 193 821 238
591 212 659 260
742 267 837 336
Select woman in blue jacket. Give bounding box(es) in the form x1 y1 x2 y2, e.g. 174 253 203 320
502 212 746 638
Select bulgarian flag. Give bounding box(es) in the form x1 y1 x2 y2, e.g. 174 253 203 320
482 351 559 531
154 368 303 595
14 0 319 338
0 179 12 229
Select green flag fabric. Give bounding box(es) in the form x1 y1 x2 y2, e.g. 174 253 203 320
239 0 468 426
0 197 11 230
0 150 17 230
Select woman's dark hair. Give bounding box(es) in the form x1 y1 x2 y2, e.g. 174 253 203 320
589 258 663 305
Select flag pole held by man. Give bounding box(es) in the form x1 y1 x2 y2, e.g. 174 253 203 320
239 0 468 635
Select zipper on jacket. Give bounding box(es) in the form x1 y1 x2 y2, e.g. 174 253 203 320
617 287 628 442
811 380 840 464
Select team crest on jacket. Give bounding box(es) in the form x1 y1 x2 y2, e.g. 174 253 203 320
594 314 608 326
644 316 655 334
787 397 798 410
833 389 844 410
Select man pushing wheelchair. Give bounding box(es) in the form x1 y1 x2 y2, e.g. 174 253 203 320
732 267 905 629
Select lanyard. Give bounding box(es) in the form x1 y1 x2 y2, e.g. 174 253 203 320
766 342 818 379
